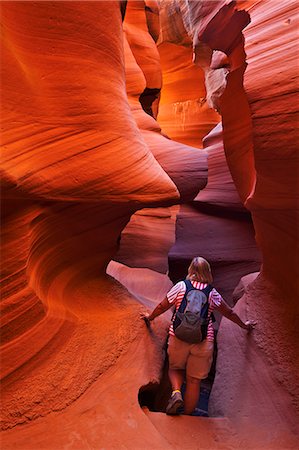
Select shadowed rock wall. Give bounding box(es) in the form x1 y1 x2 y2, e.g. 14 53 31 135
208 1 299 442
175 0 298 444
1 1 298 449
0 0 182 431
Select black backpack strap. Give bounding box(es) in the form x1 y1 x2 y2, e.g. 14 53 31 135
177 280 190 314
202 284 213 297
171 280 188 321
198 284 213 318
184 279 193 293
175 281 213 318
203 285 216 322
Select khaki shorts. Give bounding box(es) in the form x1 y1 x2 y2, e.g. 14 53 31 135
167 335 214 380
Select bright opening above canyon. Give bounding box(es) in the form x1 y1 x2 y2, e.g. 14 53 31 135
1 1 298 449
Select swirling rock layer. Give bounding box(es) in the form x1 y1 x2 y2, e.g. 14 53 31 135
1 0 298 448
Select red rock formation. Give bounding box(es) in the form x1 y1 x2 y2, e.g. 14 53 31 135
114 207 179 273
185 0 299 445
117 0 210 278
156 0 220 147
0 0 208 438
243 0 299 298
1 1 178 203
158 42 220 148
0 0 181 431
1 0 298 448
156 0 261 316
197 123 245 211
124 2 209 201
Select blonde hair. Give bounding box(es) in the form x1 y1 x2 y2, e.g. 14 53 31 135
186 257 213 284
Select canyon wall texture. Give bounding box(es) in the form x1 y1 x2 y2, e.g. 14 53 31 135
1 1 298 449
209 1 299 443
0 0 207 441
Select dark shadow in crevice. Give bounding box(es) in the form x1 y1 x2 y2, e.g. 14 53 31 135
120 1 127 21
139 87 161 118
138 358 172 413
189 200 253 221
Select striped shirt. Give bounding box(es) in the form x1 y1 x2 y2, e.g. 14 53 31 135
167 280 223 342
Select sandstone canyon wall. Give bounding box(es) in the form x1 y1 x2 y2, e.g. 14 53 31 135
1 1 298 449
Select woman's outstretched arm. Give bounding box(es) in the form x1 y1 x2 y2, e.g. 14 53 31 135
216 300 256 330
141 297 172 323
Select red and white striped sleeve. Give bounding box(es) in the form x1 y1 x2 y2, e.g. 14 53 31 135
209 288 223 309
166 281 186 304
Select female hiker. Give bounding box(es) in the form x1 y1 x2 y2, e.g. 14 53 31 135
142 256 256 416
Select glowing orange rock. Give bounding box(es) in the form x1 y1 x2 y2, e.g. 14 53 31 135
1 1 178 204
1 1 298 449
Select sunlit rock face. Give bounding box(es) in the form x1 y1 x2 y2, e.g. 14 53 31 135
243 1 298 299
168 120 261 305
1 1 298 449
198 122 245 211
115 0 210 277
180 0 299 444
0 0 211 442
0 0 192 433
157 0 220 147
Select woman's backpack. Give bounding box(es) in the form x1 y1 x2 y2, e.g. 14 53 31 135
173 280 213 343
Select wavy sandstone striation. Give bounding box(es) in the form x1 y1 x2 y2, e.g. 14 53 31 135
183 0 299 443
1 1 298 449
209 2 299 440
1 1 177 204
123 1 209 201
0 0 182 431
157 0 220 148
0 0 210 438
115 0 210 277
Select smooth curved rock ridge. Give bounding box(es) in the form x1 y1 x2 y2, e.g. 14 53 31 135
1 1 298 448
107 261 174 308
0 0 211 435
0 199 142 428
156 0 220 148
124 1 162 90
196 122 245 211
243 0 299 298
124 4 209 201
1 202 45 348
1 1 178 204
115 206 179 273
187 1 256 203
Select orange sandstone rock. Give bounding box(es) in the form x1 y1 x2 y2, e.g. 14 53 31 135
1 1 298 449
1 1 178 204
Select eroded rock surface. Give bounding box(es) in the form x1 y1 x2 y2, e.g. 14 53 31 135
1 1 298 449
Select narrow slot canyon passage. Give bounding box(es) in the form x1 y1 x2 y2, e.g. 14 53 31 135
111 187 261 420
1 1 298 449
138 341 218 417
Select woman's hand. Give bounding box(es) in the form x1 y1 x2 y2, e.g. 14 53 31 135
140 297 171 326
245 320 257 331
140 312 152 326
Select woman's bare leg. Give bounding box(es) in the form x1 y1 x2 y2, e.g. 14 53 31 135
184 375 201 414
168 368 185 391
